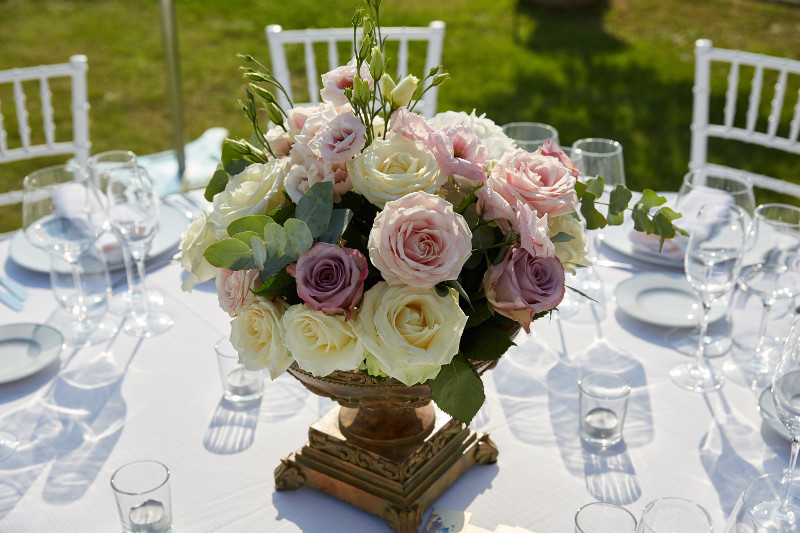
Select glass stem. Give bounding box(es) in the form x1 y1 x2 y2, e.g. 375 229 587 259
127 248 151 319
70 262 90 344
754 298 774 360
695 298 713 368
780 438 800 512
120 246 136 301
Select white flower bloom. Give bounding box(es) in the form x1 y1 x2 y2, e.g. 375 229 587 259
230 296 292 379
353 282 467 386
548 214 590 275
430 110 517 162
210 159 288 238
282 304 364 377
178 210 218 292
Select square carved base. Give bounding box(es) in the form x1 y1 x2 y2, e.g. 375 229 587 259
275 405 498 533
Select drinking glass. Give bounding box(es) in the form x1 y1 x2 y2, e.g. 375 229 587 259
502 122 560 152
725 472 800 532
737 204 800 374
636 498 713 533
668 170 756 358
571 138 626 186
50 245 115 347
90 150 165 311
669 203 747 392
105 164 173 337
575 502 637 533
768 317 800 526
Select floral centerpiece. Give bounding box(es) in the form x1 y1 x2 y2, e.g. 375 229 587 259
178 0 683 425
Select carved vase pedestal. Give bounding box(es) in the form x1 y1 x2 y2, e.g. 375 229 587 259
274 363 499 533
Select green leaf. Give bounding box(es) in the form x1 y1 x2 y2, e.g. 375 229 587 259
203 238 252 270
428 353 485 425
471 225 496 249
263 222 288 257
580 193 607 230
221 139 249 175
227 215 274 237
459 327 515 361
565 284 598 303
253 268 295 296
585 177 605 198
231 230 262 246
608 184 632 216
284 218 314 260
631 203 654 234
204 166 228 202
607 212 625 226
654 206 683 222
637 189 667 213
251 236 267 269
446 279 473 310
465 301 493 328
652 211 677 239
296 181 334 238
435 283 450 297
317 208 354 244
550 232 575 243
574 180 587 198
268 201 296 225
259 255 294 282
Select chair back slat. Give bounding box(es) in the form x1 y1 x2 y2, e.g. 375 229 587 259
40 76 56 149
327 38 339 72
768 68 789 139
0 99 7 155
13 79 31 151
790 88 800 143
396 38 409 79
745 64 764 133
303 40 320 105
723 62 739 129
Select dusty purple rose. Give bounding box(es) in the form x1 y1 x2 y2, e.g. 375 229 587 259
483 244 565 333
286 242 369 319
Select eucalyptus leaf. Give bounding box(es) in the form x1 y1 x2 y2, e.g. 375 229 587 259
459 327 515 361
251 236 267 269
204 238 252 270
253 268 295 296
580 194 607 230
227 215 274 237
263 222 288 257
637 189 667 213
631 203 654 234
428 353 484 425
284 218 314 259
608 184 632 216
259 255 294 282
550 232 575 243
296 181 334 238
231 230 262 246
607 212 625 226
652 211 677 239
586 177 605 198
317 208 354 244
574 181 587 198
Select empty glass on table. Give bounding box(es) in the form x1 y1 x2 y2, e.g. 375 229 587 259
502 122 560 152
636 498 713 533
669 203 747 392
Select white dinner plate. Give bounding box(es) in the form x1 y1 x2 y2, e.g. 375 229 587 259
8 201 189 274
614 272 727 328
758 387 791 441
0 323 64 384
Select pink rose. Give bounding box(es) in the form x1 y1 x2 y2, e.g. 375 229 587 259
476 149 577 228
514 201 555 258
368 191 472 288
320 59 373 107
483 244 565 333
216 268 261 317
428 125 487 182
287 242 368 319
387 108 435 143
541 140 580 180
307 111 366 164
285 144 352 203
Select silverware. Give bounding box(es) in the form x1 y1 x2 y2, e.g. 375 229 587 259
0 290 22 311
0 276 28 301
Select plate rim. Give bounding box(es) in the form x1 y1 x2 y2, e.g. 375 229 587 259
614 272 726 328
7 200 188 274
0 322 64 384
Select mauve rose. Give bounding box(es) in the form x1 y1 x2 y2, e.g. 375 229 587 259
307 111 366 164
216 268 261 317
428 124 487 182
514 201 555 259
368 191 472 288
476 149 577 228
287 242 368 319
541 140 580 180
320 59 373 107
387 108 435 143
483 244 565 333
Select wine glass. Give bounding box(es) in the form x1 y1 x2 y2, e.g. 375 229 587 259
49 244 115 347
89 150 165 312
725 472 800 532
669 203 747 392
105 164 174 337
502 122 560 152
737 204 800 374
636 498 713 533
668 170 756 358
0 431 18 461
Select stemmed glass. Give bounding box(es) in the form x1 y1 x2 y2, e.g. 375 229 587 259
767 317 800 526
89 150 165 311
737 204 800 374
725 472 800 532
105 164 173 337
668 170 756 358
669 203 747 392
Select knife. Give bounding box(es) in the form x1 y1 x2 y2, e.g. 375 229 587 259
0 290 22 311
0 277 28 301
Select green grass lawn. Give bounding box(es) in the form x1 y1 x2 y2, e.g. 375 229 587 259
1 0 799 232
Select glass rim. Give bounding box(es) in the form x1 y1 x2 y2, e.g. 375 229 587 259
22 163 89 189
755 203 800 228
574 501 637 532
578 371 631 399
89 150 138 166
502 121 559 132
110 459 170 496
215 336 239 360
639 497 713 529
681 170 753 196
571 137 622 156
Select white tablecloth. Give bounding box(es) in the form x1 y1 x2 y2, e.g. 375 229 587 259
0 198 790 532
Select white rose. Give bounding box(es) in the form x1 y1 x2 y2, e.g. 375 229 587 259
178 210 218 292
210 159 288 237
282 304 364 377
549 214 590 275
230 296 292 379
353 282 467 386
347 135 444 208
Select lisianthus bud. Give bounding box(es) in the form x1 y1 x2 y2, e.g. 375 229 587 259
353 76 371 106
432 72 449 86
369 46 384 79
381 73 396 102
249 83 275 103
390 75 419 108
265 102 283 125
